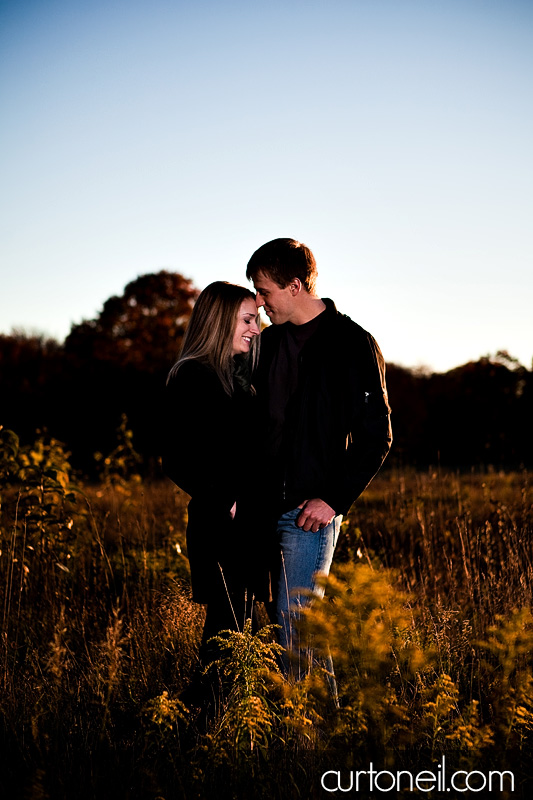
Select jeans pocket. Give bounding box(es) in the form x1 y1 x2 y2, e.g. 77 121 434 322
280 507 301 523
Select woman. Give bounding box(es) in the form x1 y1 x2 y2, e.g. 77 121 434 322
162 281 266 655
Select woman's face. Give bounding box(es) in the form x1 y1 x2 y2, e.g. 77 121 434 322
232 298 260 356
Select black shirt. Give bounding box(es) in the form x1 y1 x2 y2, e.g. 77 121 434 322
265 309 325 465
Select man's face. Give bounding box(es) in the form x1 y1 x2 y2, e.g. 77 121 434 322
252 271 297 325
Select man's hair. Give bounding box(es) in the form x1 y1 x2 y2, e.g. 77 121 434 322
246 238 318 294
167 281 259 395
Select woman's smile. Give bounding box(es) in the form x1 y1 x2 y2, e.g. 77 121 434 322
232 298 260 355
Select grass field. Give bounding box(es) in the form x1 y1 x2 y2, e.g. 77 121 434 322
1 428 532 798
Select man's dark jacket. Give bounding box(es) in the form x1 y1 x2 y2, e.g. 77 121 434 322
255 299 392 517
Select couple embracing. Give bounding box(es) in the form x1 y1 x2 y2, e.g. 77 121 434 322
162 237 392 678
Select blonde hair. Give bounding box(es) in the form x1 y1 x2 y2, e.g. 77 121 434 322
167 281 259 395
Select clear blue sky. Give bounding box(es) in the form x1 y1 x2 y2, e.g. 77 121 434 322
1 0 532 371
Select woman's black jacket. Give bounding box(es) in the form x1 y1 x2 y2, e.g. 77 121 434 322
162 359 267 604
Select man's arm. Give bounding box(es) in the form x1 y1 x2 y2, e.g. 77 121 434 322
320 331 392 516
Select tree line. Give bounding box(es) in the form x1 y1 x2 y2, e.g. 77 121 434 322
1 271 531 476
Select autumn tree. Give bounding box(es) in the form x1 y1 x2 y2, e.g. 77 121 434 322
64 271 198 374
60 271 199 473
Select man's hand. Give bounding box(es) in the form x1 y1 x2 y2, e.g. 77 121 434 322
297 499 336 532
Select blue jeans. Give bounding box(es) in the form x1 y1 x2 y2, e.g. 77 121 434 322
276 507 342 683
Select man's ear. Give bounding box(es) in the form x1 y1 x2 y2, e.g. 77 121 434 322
289 278 302 295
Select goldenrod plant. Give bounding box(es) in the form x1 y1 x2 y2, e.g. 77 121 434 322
205 619 283 754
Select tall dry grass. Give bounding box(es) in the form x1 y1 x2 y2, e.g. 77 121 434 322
340 468 533 648
1 426 532 798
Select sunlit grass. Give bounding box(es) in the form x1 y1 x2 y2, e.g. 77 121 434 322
1 427 532 798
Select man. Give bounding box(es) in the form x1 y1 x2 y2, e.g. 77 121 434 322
246 237 392 675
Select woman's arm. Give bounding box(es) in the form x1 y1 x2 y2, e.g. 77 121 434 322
161 360 239 512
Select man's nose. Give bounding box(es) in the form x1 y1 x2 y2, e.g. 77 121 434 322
255 294 263 309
